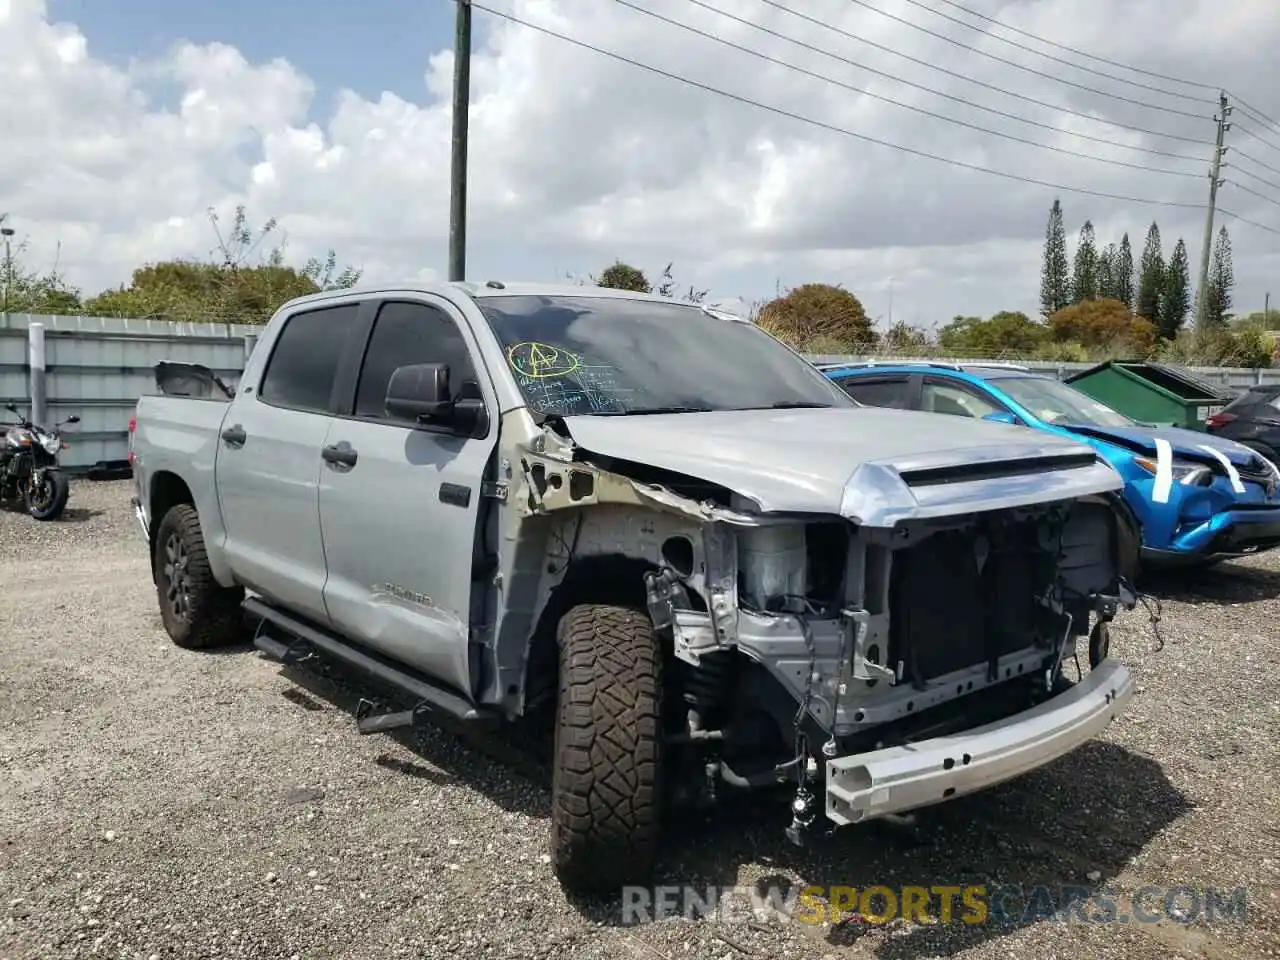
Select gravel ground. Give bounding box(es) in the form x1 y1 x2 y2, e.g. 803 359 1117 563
1 479 1278 960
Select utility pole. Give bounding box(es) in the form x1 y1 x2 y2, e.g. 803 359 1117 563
448 0 472 282
1 221 14 323
1194 91 1231 331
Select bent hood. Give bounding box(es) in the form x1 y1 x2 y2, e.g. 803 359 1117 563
558 407 1123 524
1064 422 1262 468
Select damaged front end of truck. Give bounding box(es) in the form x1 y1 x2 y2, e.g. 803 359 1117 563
486 408 1144 845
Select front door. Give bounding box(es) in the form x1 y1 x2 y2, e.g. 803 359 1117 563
215 301 366 624
920 376 1008 419
317 297 499 698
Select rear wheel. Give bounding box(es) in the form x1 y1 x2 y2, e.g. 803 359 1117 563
153 503 244 649
24 469 69 521
549 603 663 895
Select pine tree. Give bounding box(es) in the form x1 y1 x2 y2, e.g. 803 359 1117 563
1071 220 1098 303
1160 238 1191 339
1116 233 1135 309
1136 223 1164 322
1204 226 1234 327
1039 200 1070 318
1096 243 1117 301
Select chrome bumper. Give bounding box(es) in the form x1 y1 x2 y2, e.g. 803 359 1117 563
825 659 1133 825
131 495 149 539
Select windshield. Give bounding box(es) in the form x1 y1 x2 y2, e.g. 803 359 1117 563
476 295 853 417
997 376 1134 428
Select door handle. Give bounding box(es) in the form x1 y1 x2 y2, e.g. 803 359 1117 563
321 443 358 468
221 424 247 446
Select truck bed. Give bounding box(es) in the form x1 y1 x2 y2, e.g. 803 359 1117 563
131 391 230 537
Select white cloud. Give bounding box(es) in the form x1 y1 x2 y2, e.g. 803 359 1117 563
2 0 1279 325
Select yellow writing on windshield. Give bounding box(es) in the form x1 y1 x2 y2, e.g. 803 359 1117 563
506 341 581 379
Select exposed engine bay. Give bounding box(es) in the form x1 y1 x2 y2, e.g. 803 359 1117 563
645 498 1137 834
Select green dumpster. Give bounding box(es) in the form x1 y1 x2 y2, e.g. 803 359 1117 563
1062 360 1235 431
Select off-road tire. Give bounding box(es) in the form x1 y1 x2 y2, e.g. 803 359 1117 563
550 604 663 895
153 503 244 650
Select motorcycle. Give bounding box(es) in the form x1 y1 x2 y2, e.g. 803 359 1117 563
1 403 79 521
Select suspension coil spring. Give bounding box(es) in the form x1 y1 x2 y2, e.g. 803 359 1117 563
683 650 734 714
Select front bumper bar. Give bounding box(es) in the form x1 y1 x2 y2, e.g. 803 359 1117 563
825 659 1132 825
1146 507 1280 563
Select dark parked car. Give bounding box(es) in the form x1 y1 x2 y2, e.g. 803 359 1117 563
1205 385 1280 467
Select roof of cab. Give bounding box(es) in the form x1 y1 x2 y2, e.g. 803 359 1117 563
276 280 708 311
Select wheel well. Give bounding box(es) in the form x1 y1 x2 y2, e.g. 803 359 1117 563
522 553 661 715
148 471 194 560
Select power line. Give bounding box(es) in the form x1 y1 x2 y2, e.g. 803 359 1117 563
842 0 1212 121
1235 149 1280 181
908 0 1280 149
1230 95 1280 137
920 0 1220 92
471 4 1211 210
676 0 1206 165
467 4 1280 240
618 0 1202 177
1226 180 1280 212
1231 163 1280 195
751 0 1212 147
891 0 1216 105
1220 208 1280 237
1234 120 1280 156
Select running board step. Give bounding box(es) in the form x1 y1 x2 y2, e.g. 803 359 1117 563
244 596 497 726
252 622 313 664
354 699 436 735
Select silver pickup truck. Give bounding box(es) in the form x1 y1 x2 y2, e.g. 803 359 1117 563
129 282 1140 895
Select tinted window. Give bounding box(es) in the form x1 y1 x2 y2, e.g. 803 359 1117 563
921 381 1003 418
838 377 910 409
259 304 360 413
476 295 851 418
355 301 480 421
1225 385 1280 413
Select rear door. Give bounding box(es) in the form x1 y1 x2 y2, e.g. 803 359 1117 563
317 296 500 698
833 374 918 410
215 300 369 624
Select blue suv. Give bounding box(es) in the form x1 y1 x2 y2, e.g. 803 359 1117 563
822 361 1280 567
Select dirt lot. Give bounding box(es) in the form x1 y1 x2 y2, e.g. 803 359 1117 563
1 479 1278 960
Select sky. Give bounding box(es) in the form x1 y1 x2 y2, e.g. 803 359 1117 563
3 0 1279 329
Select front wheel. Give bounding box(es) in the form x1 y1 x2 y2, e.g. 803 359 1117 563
24 469 69 521
550 604 663 895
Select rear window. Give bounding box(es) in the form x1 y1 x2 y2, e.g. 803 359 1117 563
1225 386 1280 412
259 303 361 413
836 377 910 409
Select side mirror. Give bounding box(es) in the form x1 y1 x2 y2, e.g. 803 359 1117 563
66 415 81 425
385 363 487 436
982 410 1019 426
386 363 449 420
4 403 16 414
